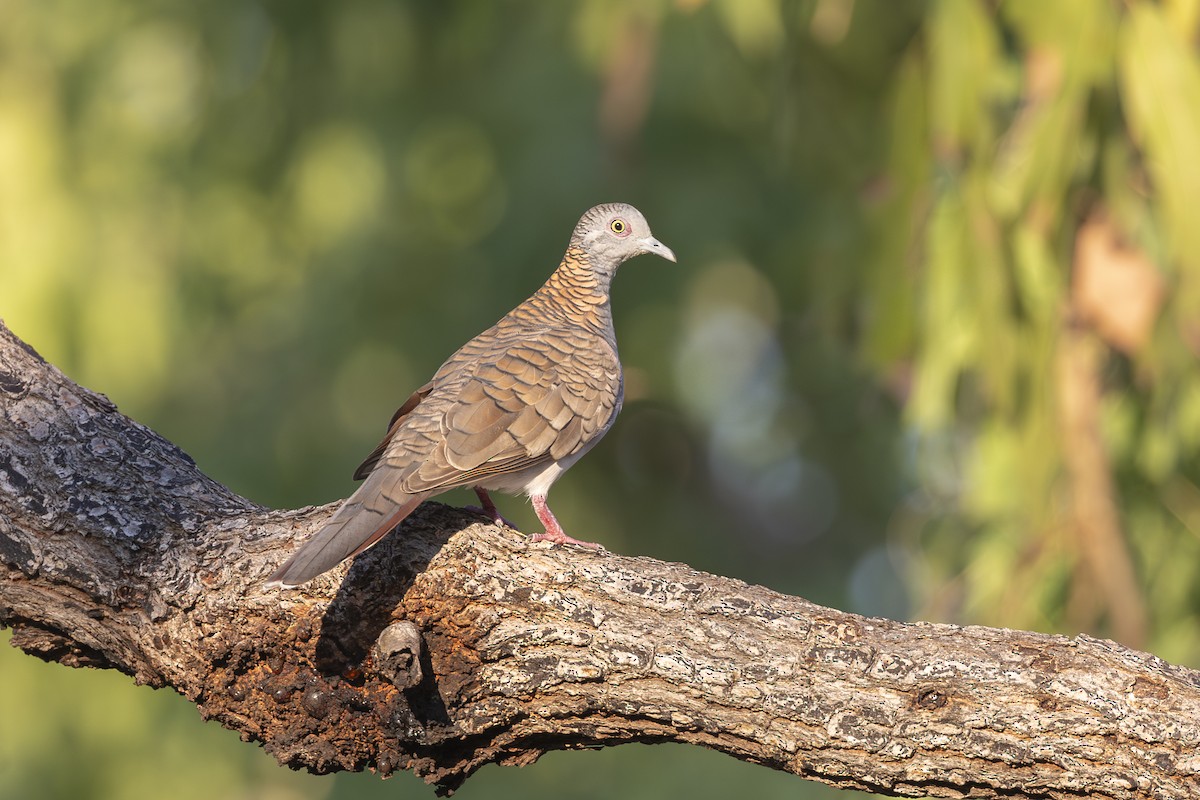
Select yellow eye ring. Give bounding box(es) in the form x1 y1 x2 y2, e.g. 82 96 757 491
610 218 629 236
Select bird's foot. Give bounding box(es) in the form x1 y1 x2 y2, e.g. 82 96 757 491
467 488 516 528
527 493 602 549
466 505 518 527
528 529 602 549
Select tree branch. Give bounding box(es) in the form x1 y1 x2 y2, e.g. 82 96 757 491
2 319 1198 799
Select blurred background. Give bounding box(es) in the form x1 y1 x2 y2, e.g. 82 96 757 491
4 0 1200 798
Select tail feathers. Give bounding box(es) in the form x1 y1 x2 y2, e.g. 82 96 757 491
264 474 427 587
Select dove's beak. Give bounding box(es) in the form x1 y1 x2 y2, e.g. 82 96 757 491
640 236 677 263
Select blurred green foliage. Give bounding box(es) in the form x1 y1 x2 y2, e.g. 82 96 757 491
4 0 1200 798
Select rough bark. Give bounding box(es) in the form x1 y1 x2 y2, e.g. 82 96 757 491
1 319 1198 799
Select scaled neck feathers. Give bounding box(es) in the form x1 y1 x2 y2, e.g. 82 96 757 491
522 246 615 335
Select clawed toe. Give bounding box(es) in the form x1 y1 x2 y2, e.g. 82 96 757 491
528 531 602 549
467 488 519 528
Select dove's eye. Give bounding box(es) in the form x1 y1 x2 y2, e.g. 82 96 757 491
610 218 629 236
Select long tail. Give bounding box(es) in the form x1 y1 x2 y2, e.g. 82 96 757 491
264 469 427 587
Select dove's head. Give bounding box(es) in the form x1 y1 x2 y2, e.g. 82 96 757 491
572 203 676 271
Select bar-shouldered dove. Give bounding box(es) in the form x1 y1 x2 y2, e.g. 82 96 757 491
265 203 675 587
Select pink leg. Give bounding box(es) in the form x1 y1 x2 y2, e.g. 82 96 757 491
528 495 600 548
467 487 515 527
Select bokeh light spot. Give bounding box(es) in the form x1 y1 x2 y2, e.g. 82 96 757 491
402 119 506 245
291 124 386 249
102 23 203 144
